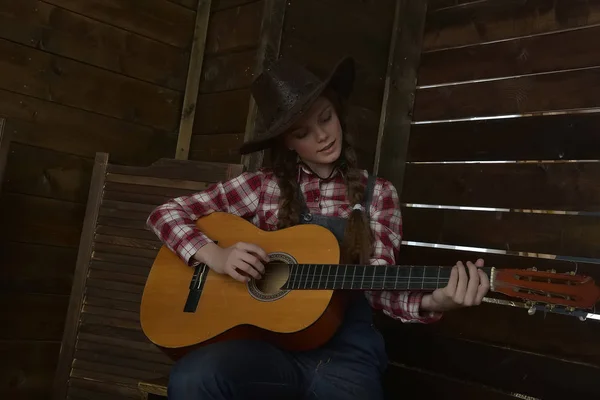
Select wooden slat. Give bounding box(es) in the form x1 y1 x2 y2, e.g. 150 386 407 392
138 377 169 398
100 200 157 213
384 362 534 400
190 133 244 163
206 1 263 54
87 269 149 286
0 39 181 132
0 193 85 248
0 341 60 400
200 50 255 93
95 216 148 231
92 251 155 267
174 0 211 160
0 0 188 91
0 117 7 189
105 174 210 191
70 368 140 387
79 323 146 343
4 143 93 202
75 341 171 364
89 261 151 277
53 152 107 399
193 89 251 135
423 0 600 51
77 331 163 354
426 0 475 12
0 91 175 166
80 313 141 331
85 287 142 304
168 0 199 9
381 325 600 399
0 242 75 295
72 359 165 381
420 25 600 86
95 227 160 242
374 0 427 192
86 278 144 295
93 243 157 259
212 0 259 12
403 162 600 210
414 67 600 121
102 189 173 206
403 207 600 259
85 296 140 313
68 377 141 399
44 0 195 48
408 112 600 162
104 181 195 199
106 157 238 182
74 350 171 375
82 305 140 322
0 293 68 340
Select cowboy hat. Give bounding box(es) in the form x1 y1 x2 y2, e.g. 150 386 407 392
239 56 355 155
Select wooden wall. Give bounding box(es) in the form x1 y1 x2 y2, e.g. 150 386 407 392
0 1 196 398
280 0 396 171
378 1 600 399
188 0 263 163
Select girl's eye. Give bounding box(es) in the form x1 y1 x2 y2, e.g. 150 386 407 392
320 110 332 123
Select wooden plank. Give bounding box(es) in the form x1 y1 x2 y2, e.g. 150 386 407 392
0 341 60 400
241 0 286 172
423 0 600 51
0 38 181 131
0 242 76 295
81 305 140 322
402 206 600 259
85 296 141 313
86 278 144 295
384 362 535 400
407 112 600 162
206 1 263 54
200 50 255 93
0 193 85 248
168 0 199 9
414 67 600 121
0 293 68 340
68 377 142 399
105 174 210 191
193 89 250 135
92 251 155 268
93 243 157 260
4 143 93 202
77 331 163 354
74 350 171 375
104 181 196 199
0 118 7 191
175 0 211 160
373 0 427 193
72 359 165 381
402 161 600 210
70 368 141 387
212 0 257 12
95 216 149 231
106 158 236 181
102 189 173 206
98 207 156 222
44 0 196 48
420 25 600 86
90 261 151 277
80 313 141 331
95 226 159 241
53 152 107 400
87 269 149 286
100 200 156 213
0 0 188 91
427 0 475 12
75 341 171 364
0 91 175 166
85 287 142 304
94 233 160 250
138 377 169 398
381 326 600 399
190 133 244 163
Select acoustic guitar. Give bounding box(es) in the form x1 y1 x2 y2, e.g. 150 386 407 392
140 212 600 359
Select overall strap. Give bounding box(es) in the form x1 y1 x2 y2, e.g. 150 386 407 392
364 173 376 218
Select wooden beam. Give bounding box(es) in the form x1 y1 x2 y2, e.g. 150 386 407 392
52 152 109 400
0 118 8 192
175 0 212 160
373 0 428 194
240 0 287 172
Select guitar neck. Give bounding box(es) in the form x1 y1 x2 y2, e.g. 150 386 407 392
281 264 494 291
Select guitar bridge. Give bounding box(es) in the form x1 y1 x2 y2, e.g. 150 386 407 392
184 263 208 313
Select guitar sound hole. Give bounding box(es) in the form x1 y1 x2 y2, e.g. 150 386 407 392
255 262 290 295
247 252 294 302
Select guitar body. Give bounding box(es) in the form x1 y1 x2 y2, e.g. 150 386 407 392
140 212 348 359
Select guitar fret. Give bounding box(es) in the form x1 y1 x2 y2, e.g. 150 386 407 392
351 266 356 290
408 267 412 290
327 265 331 289
394 266 399 290
371 267 375 289
383 266 388 290
421 267 425 289
318 265 323 289
311 264 316 288
361 266 366 289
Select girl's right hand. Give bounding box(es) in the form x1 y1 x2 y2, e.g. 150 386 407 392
195 242 269 282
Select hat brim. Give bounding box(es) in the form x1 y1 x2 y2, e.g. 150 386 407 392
239 56 355 155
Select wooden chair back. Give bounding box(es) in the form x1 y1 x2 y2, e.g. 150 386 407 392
53 152 244 400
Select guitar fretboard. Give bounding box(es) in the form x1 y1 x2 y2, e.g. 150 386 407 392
281 264 493 291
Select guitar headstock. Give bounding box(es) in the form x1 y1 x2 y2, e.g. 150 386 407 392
492 267 600 310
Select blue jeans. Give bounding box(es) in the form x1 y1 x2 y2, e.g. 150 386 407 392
168 297 387 399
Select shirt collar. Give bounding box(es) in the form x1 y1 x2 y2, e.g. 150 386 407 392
297 160 344 181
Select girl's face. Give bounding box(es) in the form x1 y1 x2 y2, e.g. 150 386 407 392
283 96 343 169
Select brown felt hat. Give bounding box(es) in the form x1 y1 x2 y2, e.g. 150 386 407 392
239 56 355 155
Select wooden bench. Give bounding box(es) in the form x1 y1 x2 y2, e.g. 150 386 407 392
52 152 244 400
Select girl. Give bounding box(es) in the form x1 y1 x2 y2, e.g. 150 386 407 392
147 56 490 400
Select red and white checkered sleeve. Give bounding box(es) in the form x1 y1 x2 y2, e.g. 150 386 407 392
364 179 442 323
146 171 264 266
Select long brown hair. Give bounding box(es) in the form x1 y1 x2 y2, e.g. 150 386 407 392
270 88 374 264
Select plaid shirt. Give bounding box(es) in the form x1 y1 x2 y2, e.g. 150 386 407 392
146 164 441 323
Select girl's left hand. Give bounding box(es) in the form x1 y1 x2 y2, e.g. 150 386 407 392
421 258 490 312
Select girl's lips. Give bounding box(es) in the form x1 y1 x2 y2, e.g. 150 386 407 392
319 140 335 153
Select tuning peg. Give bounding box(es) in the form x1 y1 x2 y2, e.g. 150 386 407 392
546 269 557 274
527 267 538 271
528 306 536 315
